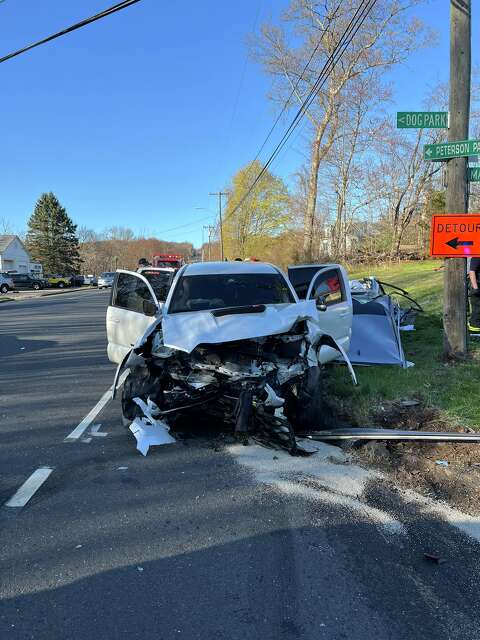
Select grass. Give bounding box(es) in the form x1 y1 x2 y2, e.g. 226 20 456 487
329 260 480 429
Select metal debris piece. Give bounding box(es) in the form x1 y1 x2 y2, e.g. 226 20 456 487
302 428 480 443
435 460 449 467
399 400 420 407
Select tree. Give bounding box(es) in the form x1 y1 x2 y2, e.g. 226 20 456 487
252 0 432 259
26 193 81 274
222 161 291 259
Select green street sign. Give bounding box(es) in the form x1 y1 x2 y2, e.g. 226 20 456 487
397 111 448 129
424 139 480 161
469 167 480 182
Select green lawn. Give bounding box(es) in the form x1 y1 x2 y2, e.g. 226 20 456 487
329 260 480 429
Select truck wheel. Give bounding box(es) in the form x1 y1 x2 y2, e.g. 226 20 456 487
121 365 162 425
0 284 8 294
58 282 65 288
33 283 40 290
283 366 326 432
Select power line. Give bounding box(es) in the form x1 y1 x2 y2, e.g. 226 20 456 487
154 215 214 237
226 0 377 220
0 0 142 65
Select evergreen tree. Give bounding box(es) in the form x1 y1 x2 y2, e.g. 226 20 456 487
26 193 82 274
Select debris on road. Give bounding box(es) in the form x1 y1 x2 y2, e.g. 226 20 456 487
129 416 176 456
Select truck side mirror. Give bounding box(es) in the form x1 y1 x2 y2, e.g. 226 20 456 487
315 295 327 312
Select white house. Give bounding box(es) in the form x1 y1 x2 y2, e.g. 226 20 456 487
0 235 43 275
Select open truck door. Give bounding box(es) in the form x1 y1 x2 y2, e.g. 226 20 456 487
106 270 162 364
306 266 352 361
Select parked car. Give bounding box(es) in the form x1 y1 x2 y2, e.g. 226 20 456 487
0 273 14 293
10 274 48 291
45 274 72 288
70 275 85 287
106 261 353 452
98 272 115 289
82 274 98 286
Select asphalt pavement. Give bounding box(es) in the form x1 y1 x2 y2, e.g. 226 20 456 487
1 289 480 639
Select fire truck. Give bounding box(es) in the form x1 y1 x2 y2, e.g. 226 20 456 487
151 254 184 270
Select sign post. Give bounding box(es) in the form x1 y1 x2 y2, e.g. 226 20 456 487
397 111 448 129
424 139 480 161
430 215 480 257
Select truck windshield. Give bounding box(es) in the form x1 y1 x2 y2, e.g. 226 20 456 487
169 273 295 313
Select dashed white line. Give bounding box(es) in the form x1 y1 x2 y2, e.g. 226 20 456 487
64 370 129 442
5 467 53 508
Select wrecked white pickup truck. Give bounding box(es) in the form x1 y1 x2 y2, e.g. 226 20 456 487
106 261 353 453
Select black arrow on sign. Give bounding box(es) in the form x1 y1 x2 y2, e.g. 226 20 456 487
446 237 474 249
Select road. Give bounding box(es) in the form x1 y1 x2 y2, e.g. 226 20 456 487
1 290 480 639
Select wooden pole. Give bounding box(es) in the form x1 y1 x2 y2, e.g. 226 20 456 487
443 0 471 358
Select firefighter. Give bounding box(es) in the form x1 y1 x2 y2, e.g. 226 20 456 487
468 257 480 333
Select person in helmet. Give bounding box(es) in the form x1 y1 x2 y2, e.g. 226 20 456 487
468 257 480 333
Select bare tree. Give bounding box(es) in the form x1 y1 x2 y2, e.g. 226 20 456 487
252 0 433 259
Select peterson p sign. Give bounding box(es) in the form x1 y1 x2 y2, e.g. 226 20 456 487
424 139 480 161
430 215 480 257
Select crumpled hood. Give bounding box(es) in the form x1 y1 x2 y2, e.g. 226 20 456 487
161 300 319 353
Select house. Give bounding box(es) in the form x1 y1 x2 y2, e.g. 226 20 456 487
0 235 43 276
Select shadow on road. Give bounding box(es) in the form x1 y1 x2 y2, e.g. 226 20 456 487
0 334 57 357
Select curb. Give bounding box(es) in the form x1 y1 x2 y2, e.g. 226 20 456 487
2 287 98 303
40 287 96 297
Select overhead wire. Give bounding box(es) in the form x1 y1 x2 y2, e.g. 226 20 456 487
226 0 377 221
153 215 215 238
0 0 142 65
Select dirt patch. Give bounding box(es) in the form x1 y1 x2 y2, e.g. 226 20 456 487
352 401 480 516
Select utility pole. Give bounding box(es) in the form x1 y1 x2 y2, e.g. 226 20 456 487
209 192 226 260
204 225 214 261
443 0 471 359
202 225 212 261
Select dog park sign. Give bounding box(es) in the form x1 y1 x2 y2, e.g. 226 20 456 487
430 214 480 257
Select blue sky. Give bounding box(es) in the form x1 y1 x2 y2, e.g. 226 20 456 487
0 0 478 247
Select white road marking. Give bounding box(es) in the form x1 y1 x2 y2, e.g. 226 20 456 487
64 370 129 442
5 468 53 508
90 423 108 437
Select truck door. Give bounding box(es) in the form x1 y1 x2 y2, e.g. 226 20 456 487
106 270 160 364
306 266 352 363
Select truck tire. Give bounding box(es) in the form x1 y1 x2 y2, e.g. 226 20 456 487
283 366 326 432
121 365 162 425
58 282 65 288
0 284 8 294
33 282 40 291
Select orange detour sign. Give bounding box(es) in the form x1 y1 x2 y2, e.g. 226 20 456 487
429 214 480 257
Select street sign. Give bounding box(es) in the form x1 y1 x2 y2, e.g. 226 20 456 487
469 167 480 182
397 111 448 129
430 214 480 257
424 139 480 161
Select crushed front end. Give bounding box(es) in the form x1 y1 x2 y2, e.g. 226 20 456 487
121 319 325 455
